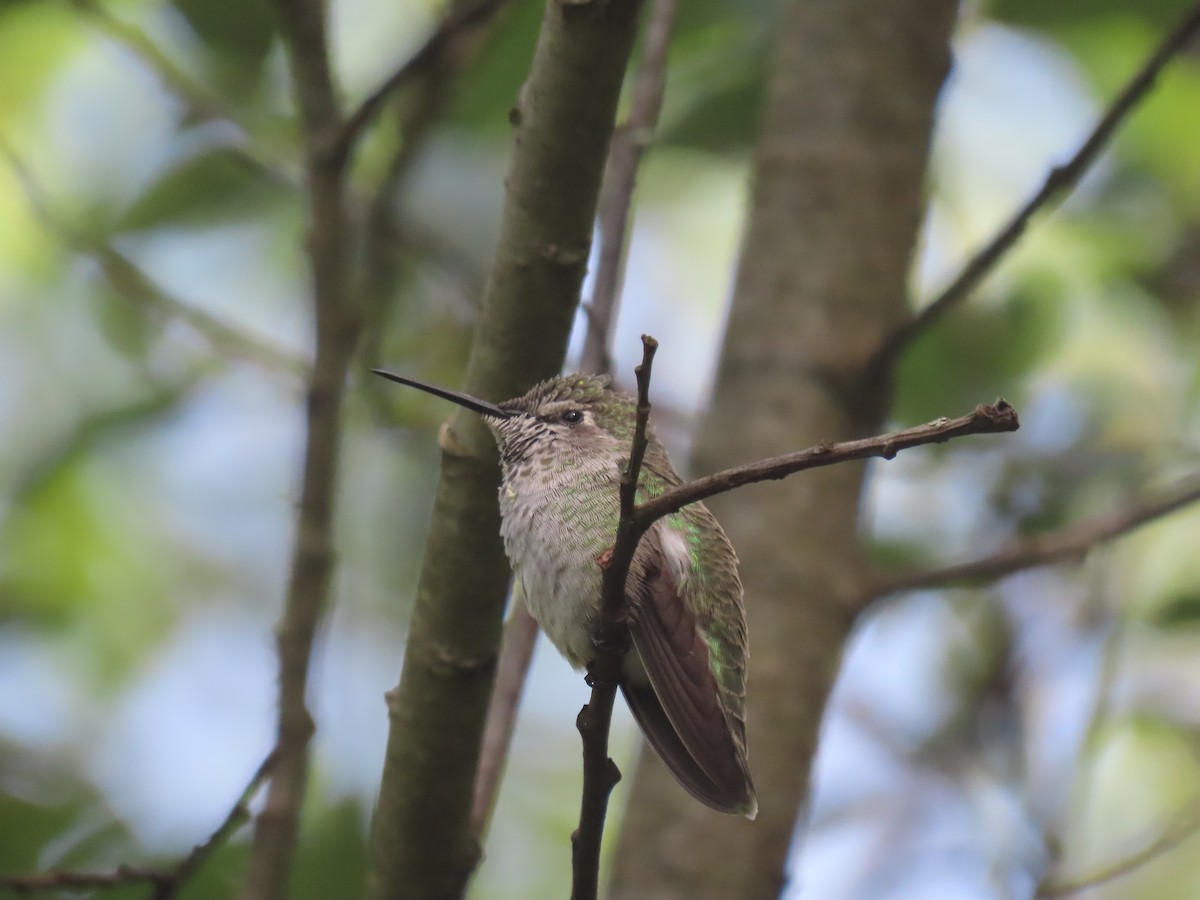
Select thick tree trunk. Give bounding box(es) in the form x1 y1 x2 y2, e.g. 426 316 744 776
608 2 958 897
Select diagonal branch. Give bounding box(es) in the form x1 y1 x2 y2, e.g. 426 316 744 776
0 748 280 899
0 138 307 377
69 0 296 186
863 475 1200 601
571 335 659 900
579 0 679 374
871 0 1200 374
333 0 509 163
634 400 1021 529
358 0 504 384
469 592 540 836
243 1 358 897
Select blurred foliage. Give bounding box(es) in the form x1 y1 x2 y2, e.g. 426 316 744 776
1 0 1200 897
115 148 285 232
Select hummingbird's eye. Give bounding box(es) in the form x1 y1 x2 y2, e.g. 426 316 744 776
561 409 583 424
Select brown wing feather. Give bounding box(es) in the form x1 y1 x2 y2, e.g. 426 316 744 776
624 527 756 816
620 679 747 814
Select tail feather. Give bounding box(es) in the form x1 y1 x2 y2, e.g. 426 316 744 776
621 679 757 818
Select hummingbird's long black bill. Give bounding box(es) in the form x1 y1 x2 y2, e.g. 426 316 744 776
371 369 513 418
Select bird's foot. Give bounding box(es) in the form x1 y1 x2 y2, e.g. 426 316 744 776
588 626 630 662
584 659 622 689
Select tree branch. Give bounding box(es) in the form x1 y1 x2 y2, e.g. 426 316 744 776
864 475 1200 601
469 596 540 835
357 0 502 381
0 748 280 899
571 336 659 900
0 138 307 377
334 0 509 162
871 0 1200 373
475 0 681 835
579 0 679 374
1038 800 1200 898
243 1 358 897
69 0 296 186
634 400 1021 529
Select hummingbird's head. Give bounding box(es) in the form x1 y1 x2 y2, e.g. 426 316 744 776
372 370 637 468
489 374 637 467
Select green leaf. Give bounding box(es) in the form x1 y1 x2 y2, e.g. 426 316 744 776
94 286 162 362
0 2 83 119
116 147 283 232
1150 594 1200 628
657 19 768 153
864 537 935 572
292 799 369 900
1 395 191 682
988 0 1193 34
447 0 544 133
170 0 276 87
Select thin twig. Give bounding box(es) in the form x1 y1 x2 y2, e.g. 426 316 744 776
634 400 1021 529
0 137 307 377
579 0 679 374
358 0 500 377
243 0 358 897
0 748 281 898
70 0 296 186
871 0 1200 373
1031 572 1124 892
470 600 540 835
1038 800 1200 897
570 335 659 900
334 0 508 163
864 476 1200 600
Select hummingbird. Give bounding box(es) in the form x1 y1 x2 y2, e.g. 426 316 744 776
375 370 756 817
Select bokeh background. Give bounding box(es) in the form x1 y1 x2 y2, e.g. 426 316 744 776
2 0 1200 897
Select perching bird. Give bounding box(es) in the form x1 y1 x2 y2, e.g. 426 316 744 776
376 370 756 817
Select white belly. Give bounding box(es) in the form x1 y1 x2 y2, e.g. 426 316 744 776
498 465 619 669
